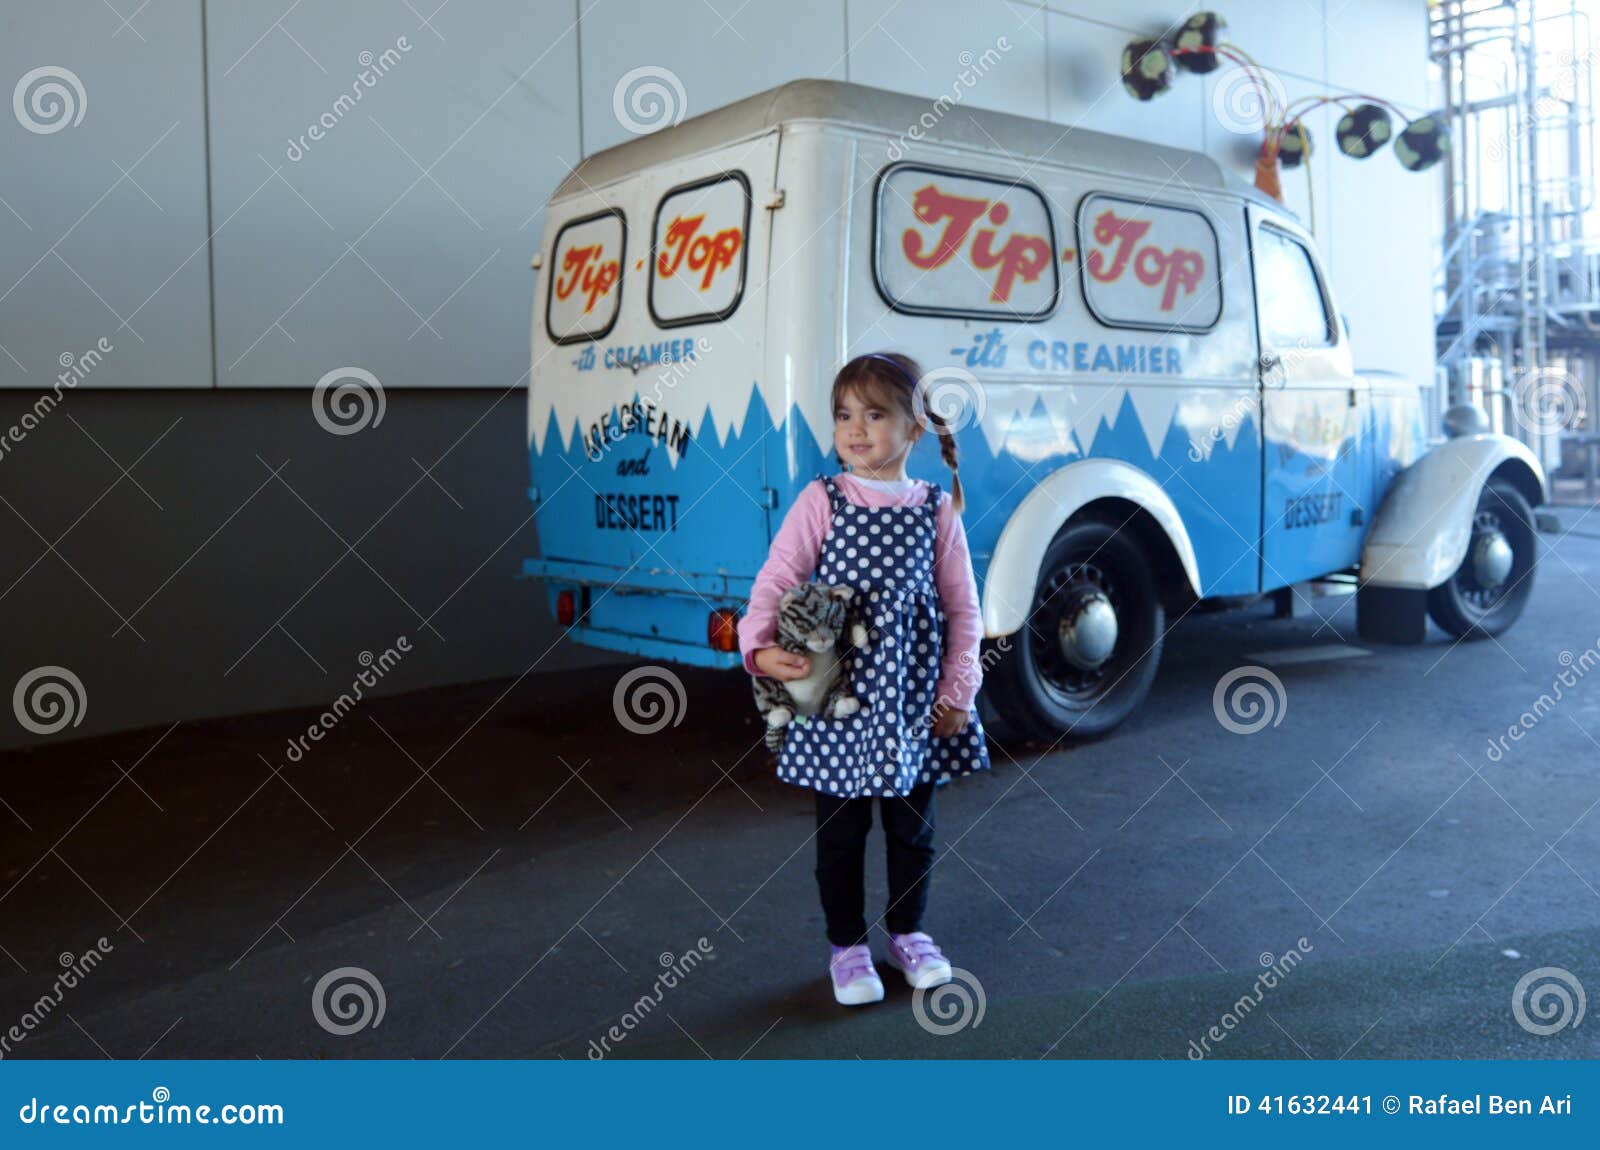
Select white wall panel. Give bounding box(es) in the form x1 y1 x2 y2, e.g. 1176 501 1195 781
578 0 847 157
1324 110 1437 388
205 0 578 388
0 0 211 389
1046 9 1206 154
845 0 1049 121
1327 0 1432 113
1195 0 1332 87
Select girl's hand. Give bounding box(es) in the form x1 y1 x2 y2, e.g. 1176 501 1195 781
754 647 812 681
931 706 970 737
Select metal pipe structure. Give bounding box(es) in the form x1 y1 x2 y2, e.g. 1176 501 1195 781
1431 0 1598 491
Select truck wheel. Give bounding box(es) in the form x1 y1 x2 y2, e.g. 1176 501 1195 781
1426 479 1537 639
984 518 1164 741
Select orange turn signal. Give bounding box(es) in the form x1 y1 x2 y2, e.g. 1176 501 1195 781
708 608 740 652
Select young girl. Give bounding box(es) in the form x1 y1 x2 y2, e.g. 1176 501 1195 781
738 351 992 1007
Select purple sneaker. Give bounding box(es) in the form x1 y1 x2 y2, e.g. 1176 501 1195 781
828 943 884 1006
883 931 953 990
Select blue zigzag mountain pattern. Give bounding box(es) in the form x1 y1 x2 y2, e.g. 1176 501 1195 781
532 380 1263 598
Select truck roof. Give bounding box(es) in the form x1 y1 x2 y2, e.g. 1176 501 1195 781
553 77 1276 209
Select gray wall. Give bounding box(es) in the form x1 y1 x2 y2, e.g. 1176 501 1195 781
0 386 621 750
0 0 1436 748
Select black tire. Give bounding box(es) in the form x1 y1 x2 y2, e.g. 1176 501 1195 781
1426 479 1537 639
982 517 1164 741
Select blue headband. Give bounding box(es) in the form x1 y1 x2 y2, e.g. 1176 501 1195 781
855 352 914 388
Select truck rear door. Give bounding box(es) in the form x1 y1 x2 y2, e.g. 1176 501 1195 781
527 131 781 599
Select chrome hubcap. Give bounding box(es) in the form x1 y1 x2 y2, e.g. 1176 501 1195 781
1471 528 1512 589
1056 590 1118 671
1457 505 1518 611
1034 556 1129 701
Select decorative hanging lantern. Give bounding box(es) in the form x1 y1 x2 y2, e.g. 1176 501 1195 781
1394 116 1449 171
1277 121 1312 168
1116 13 1434 225
1335 103 1393 158
1171 12 1227 73
1121 39 1174 101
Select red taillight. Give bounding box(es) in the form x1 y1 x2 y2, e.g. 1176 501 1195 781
708 608 740 652
557 589 576 626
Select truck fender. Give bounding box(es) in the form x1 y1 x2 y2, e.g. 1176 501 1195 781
982 458 1202 638
1360 432 1546 591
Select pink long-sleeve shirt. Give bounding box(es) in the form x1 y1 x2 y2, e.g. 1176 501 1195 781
737 471 985 711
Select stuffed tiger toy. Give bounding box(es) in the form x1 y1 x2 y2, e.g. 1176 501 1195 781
752 582 870 751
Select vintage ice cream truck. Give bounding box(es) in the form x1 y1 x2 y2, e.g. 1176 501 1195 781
522 79 1545 739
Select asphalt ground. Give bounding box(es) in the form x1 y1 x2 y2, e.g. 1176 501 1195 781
1 512 1598 1060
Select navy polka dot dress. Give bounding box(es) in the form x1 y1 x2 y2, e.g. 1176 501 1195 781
776 473 992 798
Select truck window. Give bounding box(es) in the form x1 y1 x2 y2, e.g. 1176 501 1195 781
545 208 625 345
873 163 1058 321
1255 225 1334 348
649 172 750 328
1075 193 1222 333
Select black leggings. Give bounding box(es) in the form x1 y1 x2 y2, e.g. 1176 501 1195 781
813 781 936 948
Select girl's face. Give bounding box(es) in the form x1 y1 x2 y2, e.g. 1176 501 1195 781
834 383 918 479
